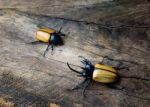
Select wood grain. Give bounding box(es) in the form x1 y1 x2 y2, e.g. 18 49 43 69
0 0 150 107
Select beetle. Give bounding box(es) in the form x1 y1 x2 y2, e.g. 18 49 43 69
30 27 65 56
67 56 129 96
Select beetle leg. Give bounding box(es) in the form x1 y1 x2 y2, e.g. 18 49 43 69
81 59 90 66
51 44 54 55
117 61 123 68
43 43 50 57
72 78 88 90
104 56 113 61
81 60 86 65
79 56 87 60
79 56 92 65
27 41 42 45
99 56 109 64
67 63 82 74
58 27 62 33
77 72 86 77
81 60 88 64
77 75 83 77
81 67 86 71
79 56 88 63
60 34 66 37
82 79 91 97
77 73 86 77
114 61 129 71
100 56 105 64
116 66 129 71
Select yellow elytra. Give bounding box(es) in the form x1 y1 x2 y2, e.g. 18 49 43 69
36 28 56 43
93 64 118 83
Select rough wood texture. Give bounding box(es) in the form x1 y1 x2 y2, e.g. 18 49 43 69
0 0 150 107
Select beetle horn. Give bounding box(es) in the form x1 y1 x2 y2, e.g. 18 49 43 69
67 62 82 74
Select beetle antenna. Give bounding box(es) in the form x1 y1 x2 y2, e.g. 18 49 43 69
67 63 82 74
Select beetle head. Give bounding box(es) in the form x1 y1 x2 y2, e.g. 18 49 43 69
79 56 93 70
67 56 94 78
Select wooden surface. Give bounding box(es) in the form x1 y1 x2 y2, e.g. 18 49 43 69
0 0 150 107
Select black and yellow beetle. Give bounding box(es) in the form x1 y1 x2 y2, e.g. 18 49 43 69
31 27 65 56
67 56 129 95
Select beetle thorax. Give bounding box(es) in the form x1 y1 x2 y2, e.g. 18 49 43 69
84 64 94 78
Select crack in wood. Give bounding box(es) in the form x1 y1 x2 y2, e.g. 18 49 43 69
1 9 150 29
121 76 150 81
35 17 150 29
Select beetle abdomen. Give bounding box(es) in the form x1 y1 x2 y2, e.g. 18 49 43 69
93 69 117 83
93 64 118 83
36 28 55 43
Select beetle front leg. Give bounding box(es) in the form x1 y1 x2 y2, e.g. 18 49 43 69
72 78 88 90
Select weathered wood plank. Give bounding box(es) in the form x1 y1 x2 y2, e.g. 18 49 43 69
0 1 150 106
0 0 149 25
